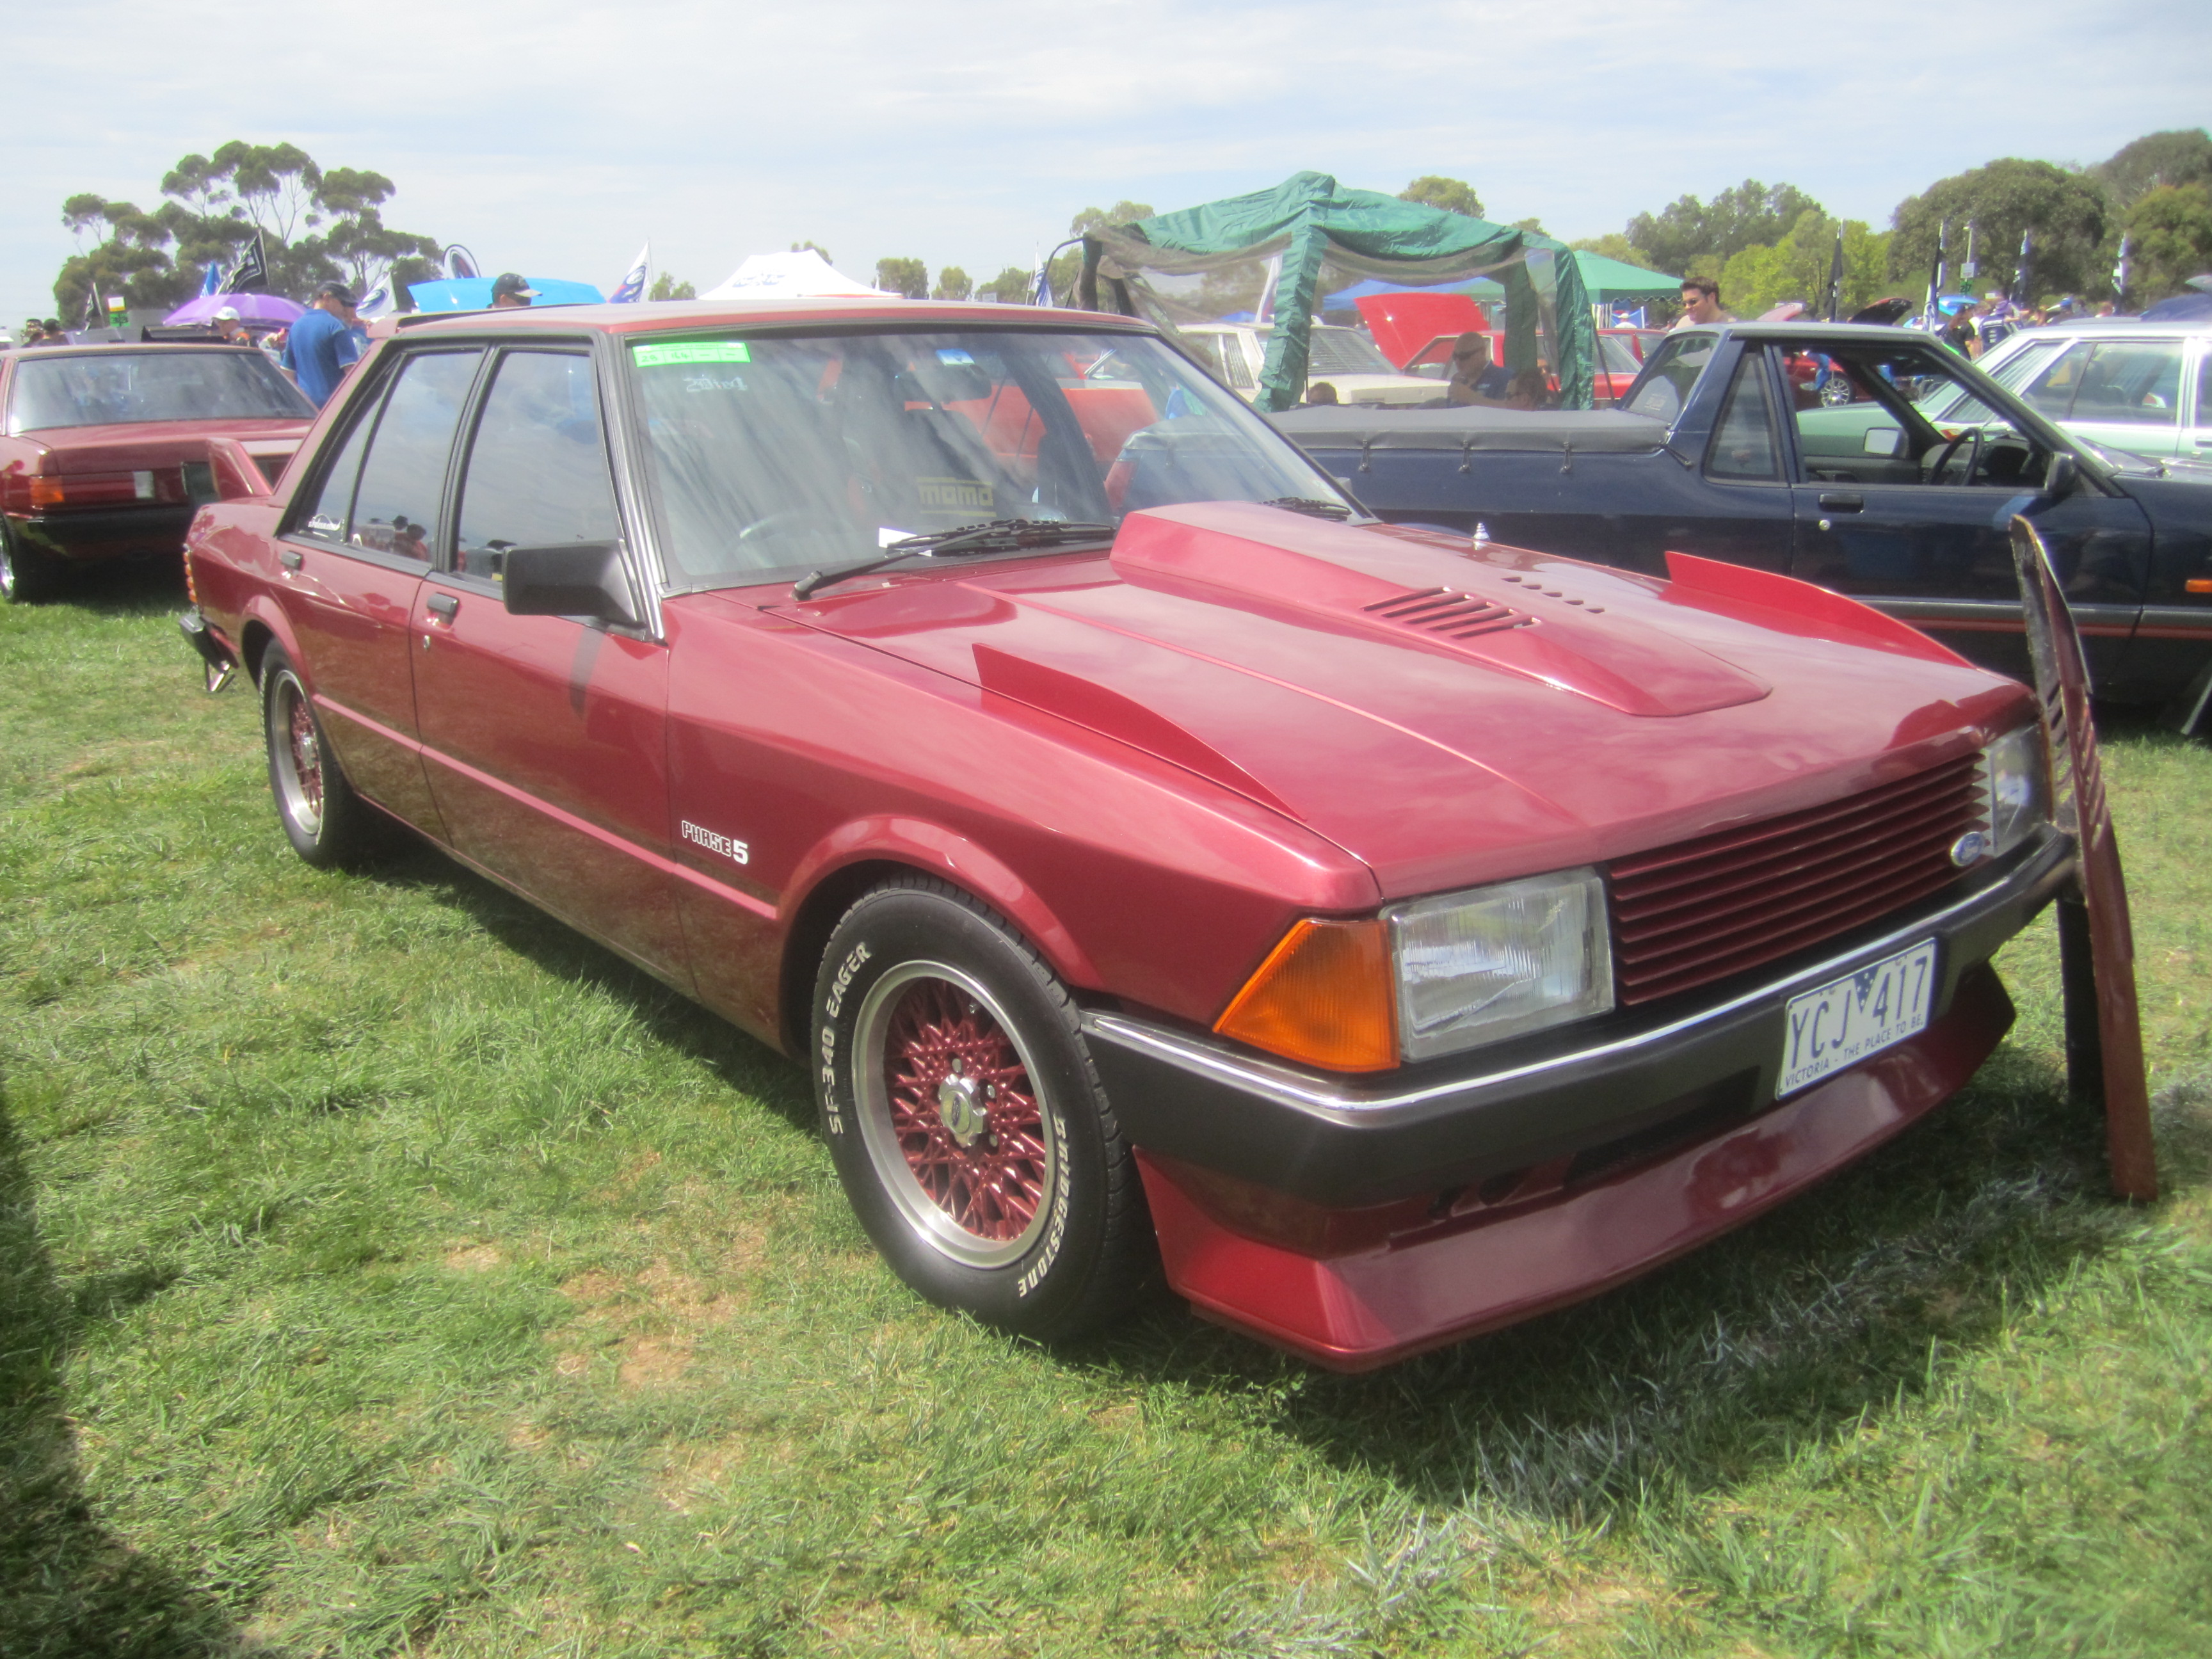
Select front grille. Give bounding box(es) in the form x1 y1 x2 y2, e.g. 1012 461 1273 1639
1607 755 1984 1005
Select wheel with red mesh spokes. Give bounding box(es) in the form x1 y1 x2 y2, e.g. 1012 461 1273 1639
261 642 385 869
813 878 1155 1337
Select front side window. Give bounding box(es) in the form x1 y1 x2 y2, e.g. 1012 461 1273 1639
627 328 1338 589
454 351 619 578
1790 341 2048 487
346 351 484 563
6 349 311 434
292 395 379 545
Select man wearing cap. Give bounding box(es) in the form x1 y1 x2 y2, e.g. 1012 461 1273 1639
281 282 362 407
212 305 251 348
490 273 537 309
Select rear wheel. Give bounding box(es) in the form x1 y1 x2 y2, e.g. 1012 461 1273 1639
262 643 383 869
813 877 1154 1339
0 523 63 604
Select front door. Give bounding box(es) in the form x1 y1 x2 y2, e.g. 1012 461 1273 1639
412 346 689 989
1779 336 2152 686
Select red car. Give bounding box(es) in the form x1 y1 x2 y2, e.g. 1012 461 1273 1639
178 301 2069 1370
0 341 314 602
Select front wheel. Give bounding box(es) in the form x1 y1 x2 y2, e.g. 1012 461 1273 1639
262 643 385 869
813 878 1153 1339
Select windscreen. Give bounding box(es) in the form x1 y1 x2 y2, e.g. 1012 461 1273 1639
629 328 1340 588
7 350 312 433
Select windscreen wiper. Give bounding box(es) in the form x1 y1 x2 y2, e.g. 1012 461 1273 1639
1259 497 1353 520
790 519 1115 602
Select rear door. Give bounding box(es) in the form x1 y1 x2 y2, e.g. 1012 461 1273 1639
1782 336 2152 685
270 348 484 831
412 344 688 988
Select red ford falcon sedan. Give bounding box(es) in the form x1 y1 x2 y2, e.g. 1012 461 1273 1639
177 300 2069 1369
1 341 314 602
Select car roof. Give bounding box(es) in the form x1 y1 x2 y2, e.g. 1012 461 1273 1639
380 298 1157 340
10 341 268 358
1669 321 1963 346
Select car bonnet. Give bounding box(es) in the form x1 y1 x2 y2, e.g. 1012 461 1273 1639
773 502 2028 896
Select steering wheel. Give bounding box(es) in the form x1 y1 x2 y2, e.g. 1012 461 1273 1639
1927 428 1987 486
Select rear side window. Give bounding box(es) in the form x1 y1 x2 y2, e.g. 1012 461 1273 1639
346 351 483 563
454 351 620 579
1624 333 1715 423
2071 340 2184 427
1705 354 1781 481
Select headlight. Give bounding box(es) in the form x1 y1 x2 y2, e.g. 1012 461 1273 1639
1982 725 2049 858
1387 869 1614 1060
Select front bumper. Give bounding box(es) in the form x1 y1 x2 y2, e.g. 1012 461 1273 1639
1086 827 2073 1369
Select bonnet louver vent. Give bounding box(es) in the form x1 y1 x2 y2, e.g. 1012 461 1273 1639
1362 588 1536 641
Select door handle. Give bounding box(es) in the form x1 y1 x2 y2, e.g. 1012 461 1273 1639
426 592 459 620
278 547 303 570
1817 492 1864 511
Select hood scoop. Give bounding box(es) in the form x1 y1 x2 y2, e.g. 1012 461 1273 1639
1363 587 1535 641
1112 503 1769 717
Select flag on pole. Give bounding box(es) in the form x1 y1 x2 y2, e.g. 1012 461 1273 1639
2016 228 2034 305
445 245 479 281
609 242 650 303
1825 228 1846 321
200 260 223 298
2113 234 2131 300
224 232 268 294
357 282 394 319
1029 253 1052 308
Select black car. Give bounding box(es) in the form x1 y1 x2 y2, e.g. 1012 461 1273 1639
1272 322 2212 725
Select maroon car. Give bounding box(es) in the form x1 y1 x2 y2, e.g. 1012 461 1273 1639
1 342 314 602
177 301 2068 1370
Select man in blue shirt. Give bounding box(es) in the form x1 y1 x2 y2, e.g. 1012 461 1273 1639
281 282 362 406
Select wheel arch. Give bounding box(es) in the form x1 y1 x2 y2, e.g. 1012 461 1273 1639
776 819 1103 1055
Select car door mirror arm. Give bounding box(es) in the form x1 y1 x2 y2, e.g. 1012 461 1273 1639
501 541 644 629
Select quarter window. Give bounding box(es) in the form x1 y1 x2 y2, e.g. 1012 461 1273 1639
1624 333 1714 423
346 350 484 563
454 351 620 579
292 397 378 545
1705 355 1781 481
2071 341 2185 427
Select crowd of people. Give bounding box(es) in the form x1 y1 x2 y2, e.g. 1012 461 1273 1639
10 271 543 409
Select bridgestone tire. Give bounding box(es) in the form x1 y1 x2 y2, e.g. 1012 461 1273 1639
261 643 385 869
813 876 1155 1340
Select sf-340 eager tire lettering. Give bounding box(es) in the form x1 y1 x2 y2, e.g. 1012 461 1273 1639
812 876 1155 1339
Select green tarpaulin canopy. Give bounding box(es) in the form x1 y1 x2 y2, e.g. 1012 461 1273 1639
1079 172 1598 411
1570 249 1680 304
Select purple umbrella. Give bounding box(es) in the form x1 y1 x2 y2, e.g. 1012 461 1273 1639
162 292 306 326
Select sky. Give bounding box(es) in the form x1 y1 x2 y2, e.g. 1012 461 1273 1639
6 0 2208 321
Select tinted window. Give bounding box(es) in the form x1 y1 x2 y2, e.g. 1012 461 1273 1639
6 349 312 433
454 352 618 578
1705 355 1781 481
293 396 379 545
2019 341 2092 419
1624 333 1715 422
347 351 482 563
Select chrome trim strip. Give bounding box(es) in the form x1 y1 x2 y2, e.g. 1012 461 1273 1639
1080 832 2071 1120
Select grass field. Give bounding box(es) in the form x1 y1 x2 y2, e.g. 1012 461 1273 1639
3 569 2209 1658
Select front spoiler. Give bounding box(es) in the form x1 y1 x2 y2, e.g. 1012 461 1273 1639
1135 961 2016 1370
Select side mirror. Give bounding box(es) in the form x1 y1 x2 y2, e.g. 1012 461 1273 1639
501 541 643 628
2042 452 2080 502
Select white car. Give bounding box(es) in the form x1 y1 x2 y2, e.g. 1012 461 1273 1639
1176 322 1441 407
1927 319 2211 463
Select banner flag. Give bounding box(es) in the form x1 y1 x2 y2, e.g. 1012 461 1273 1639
200 261 223 298
610 243 650 303
225 233 268 294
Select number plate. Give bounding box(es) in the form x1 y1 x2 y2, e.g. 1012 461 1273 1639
1778 940 1937 1096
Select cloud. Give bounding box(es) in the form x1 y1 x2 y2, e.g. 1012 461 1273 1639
6 0 2207 317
